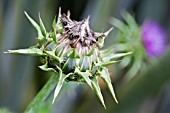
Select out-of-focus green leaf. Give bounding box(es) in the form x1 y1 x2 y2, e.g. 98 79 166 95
96 61 120 67
0 108 12 113
108 48 170 113
100 48 114 58
110 17 127 32
120 56 132 68
121 11 137 27
102 52 132 62
124 53 143 81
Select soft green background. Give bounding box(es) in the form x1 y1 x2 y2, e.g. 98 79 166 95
1 0 170 113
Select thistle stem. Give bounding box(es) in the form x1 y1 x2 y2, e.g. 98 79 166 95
24 75 59 113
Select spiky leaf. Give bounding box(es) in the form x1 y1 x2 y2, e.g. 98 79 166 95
91 76 106 108
39 61 56 73
99 67 118 103
102 52 132 62
79 56 91 71
5 48 46 56
110 17 127 32
39 14 47 37
52 66 71 103
100 48 114 58
44 51 62 62
24 12 43 39
75 68 92 88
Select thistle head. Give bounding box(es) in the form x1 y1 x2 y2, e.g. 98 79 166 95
60 14 104 47
6 9 131 108
142 20 167 58
110 12 168 81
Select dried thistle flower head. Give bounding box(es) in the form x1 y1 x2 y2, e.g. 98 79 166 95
5 8 131 108
60 14 104 47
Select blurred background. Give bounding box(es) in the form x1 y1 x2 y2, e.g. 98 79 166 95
1 0 170 113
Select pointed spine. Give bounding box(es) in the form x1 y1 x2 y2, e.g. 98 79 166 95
24 11 43 39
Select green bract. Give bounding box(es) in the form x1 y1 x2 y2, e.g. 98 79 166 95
6 9 131 108
110 12 145 80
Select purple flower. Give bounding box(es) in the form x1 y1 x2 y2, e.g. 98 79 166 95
142 20 167 58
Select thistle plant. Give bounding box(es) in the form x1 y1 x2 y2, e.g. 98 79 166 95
5 9 131 108
110 12 167 80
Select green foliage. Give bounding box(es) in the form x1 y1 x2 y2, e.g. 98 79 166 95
0 108 12 113
110 12 145 80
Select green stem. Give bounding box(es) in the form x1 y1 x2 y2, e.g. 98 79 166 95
24 75 58 113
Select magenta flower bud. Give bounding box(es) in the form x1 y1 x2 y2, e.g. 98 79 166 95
142 20 167 58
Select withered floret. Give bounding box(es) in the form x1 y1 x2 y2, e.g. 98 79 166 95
60 14 104 47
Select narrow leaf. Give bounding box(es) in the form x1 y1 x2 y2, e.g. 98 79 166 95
52 66 71 103
124 55 142 81
104 27 113 37
85 48 94 56
91 76 106 108
39 62 56 73
45 41 57 51
68 49 80 58
121 11 137 27
39 13 47 37
5 48 46 56
109 17 127 32
98 28 113 48
79 56 91 71
102 52 132 62
24 11 43 39
62 58 76 73
52 16 57 30
100 48 114 58
55 7 63 30
57 7 62 24
100 60 120 67
99 67 118 103
75 68 92 88
44 51 62 62
111 52 132 59
52 67 64 103
120 56 131 68
52 31 57 42
98 37 105 48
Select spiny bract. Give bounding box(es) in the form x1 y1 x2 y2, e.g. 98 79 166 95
6 9 131 108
